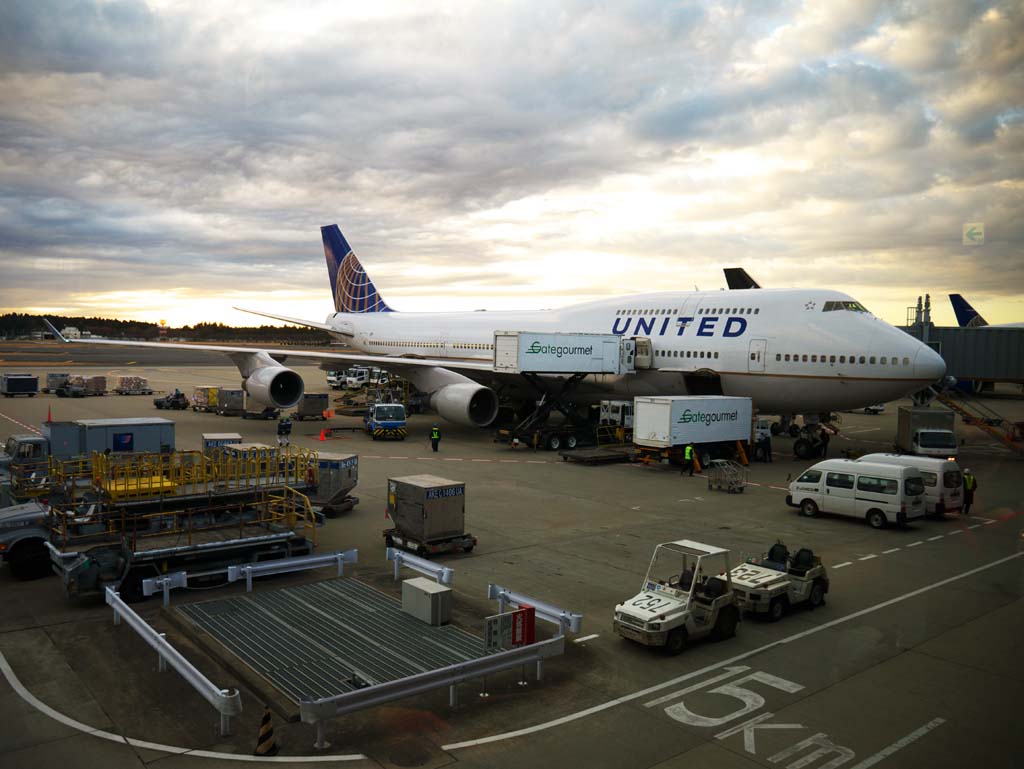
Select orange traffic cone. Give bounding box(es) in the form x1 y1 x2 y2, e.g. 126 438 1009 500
254 705 279 756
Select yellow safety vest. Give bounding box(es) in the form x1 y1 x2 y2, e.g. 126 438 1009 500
684 446 693 460
431 428 440 440
964 475 976 491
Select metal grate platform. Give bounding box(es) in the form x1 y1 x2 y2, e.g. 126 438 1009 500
177 578 487 703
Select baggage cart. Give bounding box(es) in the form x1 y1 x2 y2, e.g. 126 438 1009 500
706 459 748 493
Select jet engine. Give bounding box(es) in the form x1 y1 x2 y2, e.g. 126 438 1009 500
430 383 499 427
243 366 304 409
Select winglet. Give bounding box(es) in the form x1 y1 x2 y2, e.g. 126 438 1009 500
43 319 68 342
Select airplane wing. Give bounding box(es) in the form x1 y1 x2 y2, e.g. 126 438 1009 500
232 307 342 335
42 319 494 374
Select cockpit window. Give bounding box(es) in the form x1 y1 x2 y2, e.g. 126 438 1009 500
823 300 870 313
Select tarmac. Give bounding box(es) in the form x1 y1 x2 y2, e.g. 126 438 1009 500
0 344 1021 769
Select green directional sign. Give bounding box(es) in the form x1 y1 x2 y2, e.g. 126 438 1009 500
963 222 984 246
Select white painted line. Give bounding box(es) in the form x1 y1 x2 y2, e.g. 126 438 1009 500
769 485 790 491
442 551 1022 751
882 548 900 554
0 652 367 762
982 519 996 525
470 459 491 462
387 456 408 459
526 460 547 464
948 529 964 535
833 562 852 569
968 524 981 530
498 459 518 463
573 634 600 644
442 458 464 461
857 554 877 561
907 541 923 547
970 516 996 522
848 717 946 769
927 535 944 541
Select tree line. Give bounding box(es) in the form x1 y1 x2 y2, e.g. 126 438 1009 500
0 313 332 344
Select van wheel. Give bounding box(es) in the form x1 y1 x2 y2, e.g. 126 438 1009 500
664 628 687 656
768 597 786 622
799 500 819 517
710 606 739 641
867 510 887 529
809 581 826 608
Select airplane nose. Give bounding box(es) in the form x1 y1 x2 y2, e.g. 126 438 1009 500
914 346 946 382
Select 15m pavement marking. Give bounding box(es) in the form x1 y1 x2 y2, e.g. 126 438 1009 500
443 550 1022 751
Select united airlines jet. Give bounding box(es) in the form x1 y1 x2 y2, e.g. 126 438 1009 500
47 225 946 429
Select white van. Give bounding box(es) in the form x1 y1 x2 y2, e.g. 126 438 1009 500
857 454 963 517
787 459 926 529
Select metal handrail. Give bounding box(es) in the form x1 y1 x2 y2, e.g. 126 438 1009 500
104 587 241 735
300 635 565 746
227 549 358 591
488 584 584 635
386 547 454 585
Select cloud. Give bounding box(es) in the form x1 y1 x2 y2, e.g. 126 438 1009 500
0 1 1022 326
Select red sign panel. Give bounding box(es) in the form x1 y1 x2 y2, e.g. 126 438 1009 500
511 604 536 647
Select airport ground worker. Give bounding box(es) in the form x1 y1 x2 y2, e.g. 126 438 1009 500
277 417 292 447
430 424 441 452
819 428 830 458
963 469 978 516
681 442 695 476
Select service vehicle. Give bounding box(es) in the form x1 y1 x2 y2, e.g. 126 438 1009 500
600 400 634 429
857 453 963 517
291 392 330 421
153 391 189 410
787 459 926 529
0 500 51 579
345 368 370 389
730 542 829 621
633 395 754 467
493 331 636 375
383 475 476 555
326 370 344 389
895 406 957 458
863 403 886 415
365 402 408 440
613 539 740 655
241 406 281 420
1 373 38 397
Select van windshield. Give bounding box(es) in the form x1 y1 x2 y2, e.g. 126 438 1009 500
919 431 956 449
796 470 822 483
905 476 925 496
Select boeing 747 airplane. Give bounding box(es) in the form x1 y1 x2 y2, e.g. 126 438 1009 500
47 225 946 430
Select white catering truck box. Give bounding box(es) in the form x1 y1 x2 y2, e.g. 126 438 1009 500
633 396 753 449
493 331 635 375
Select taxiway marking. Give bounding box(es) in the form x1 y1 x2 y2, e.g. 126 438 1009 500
848 717 946 769
573 634 600 644
442 551 1021 750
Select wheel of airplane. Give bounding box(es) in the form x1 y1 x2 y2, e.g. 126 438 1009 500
793 438 813 459
788 424 801 438
770 422 782 436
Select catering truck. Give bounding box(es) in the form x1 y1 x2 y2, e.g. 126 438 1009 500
493 331 636 375
895 406 958 458
633 396 754 467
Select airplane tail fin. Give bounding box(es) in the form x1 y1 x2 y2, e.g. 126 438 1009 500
321 224 393 313
949 294 987 328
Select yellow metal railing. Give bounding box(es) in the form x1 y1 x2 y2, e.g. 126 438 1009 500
262 486 319 547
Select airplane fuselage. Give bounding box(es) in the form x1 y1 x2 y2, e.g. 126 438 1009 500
325 288 946 414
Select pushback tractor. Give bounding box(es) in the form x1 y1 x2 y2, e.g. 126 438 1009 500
730 542 829 621
613 540 740 655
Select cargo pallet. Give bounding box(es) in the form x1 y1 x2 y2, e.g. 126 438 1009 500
383 528 476 556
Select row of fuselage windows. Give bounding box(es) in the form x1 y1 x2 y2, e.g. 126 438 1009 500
776 353 911 366
655 349 719 360
366 340 493 351
615 307 760 316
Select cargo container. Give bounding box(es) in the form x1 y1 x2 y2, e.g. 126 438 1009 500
113 375 153 395
493 331 636 375
291 392 330 420
43 373 69 393
201 433 243 453
384 475 475 554
192 385 220 412
633 396 754 467
216 388 246 416
895 406 957 458
1 373 38 397
311 452 359 516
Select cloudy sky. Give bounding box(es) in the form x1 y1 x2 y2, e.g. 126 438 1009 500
1 0 1021 327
